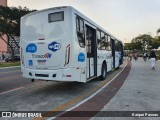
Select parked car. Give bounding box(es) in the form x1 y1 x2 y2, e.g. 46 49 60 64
5 56 20 62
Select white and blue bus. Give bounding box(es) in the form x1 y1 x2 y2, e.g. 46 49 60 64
20 6 123 83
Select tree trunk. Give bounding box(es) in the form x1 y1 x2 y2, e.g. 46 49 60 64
10 35 20 49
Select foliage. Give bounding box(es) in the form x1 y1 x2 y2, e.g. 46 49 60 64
124 43 133 50
0 5 36 61
0 5 35 44
131 34 153 51
151 36 160 49
131 38 143 50
124 31 160 51
124 34 154 51
157 28 160 35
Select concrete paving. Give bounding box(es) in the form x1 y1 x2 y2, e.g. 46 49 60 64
91 57 160 120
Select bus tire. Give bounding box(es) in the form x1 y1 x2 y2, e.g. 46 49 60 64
100 63 107 81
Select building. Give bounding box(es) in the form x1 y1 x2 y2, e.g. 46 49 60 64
8 36 20 55
0 0 7 6
0 0 8 56
0 0 19 57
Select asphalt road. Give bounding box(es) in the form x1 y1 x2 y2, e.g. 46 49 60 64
0 67 34 93
0 65 123 115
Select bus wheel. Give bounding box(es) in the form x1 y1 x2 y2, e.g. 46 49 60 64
100 63 107 80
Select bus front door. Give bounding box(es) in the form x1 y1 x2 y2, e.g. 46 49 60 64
85 25 97 79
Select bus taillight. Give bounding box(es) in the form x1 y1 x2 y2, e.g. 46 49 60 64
21 48 24 65
65 44 70 66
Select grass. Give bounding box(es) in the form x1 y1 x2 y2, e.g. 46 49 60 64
0 61 20 68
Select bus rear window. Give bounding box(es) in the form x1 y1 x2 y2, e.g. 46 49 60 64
49 11 64 22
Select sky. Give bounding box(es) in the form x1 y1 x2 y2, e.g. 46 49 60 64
8 0 160 43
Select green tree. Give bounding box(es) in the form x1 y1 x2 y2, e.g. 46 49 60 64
157 28 160 35
0 5 35 61
124 43 133 50
152 36 160 49
131 34 152 51
131 38 142 50
153 28 160 49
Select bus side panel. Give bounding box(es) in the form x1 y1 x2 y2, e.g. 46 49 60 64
71 12 87 82
97 50 104 76
115 52 120 68
97 51 112 75
106 51 112 72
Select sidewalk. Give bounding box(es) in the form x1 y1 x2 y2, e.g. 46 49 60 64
92 57 160 119
51 58 160 120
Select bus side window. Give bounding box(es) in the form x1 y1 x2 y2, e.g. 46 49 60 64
115 40 121 51
97 31 106 50
107 36 111 51
100 32 106 50
117 41 122 51
105 35 108 50
97 30 101 49
115 40 118 51
76 17 85 48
